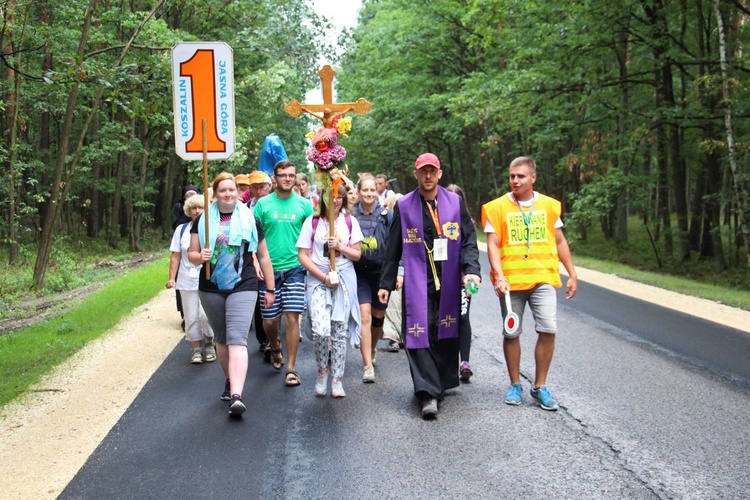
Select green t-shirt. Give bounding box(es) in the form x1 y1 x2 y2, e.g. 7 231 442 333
254 192 314 271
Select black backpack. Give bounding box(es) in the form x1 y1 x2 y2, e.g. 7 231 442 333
353 205 392 272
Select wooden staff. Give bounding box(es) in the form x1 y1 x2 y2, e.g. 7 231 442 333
202 118 210 279
328 186 336 271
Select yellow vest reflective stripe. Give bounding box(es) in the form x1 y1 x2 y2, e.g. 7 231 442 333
481 193 562 291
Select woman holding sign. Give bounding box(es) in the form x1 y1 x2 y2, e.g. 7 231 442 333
188 172 276 417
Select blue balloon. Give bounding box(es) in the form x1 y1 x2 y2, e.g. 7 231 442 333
258 133 288 174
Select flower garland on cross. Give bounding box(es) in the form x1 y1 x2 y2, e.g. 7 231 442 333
305 114 353 202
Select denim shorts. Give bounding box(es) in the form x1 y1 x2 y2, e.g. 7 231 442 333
499 283 557 338
259 265 307 319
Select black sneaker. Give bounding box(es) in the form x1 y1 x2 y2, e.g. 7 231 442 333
228 395 246 416
258 341 268 353
263 343 272 363
220 379 231 401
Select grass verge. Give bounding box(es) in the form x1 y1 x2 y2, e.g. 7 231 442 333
0 256 168 409
573 255 750 311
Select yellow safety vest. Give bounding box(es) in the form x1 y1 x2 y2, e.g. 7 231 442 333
481 193 562 291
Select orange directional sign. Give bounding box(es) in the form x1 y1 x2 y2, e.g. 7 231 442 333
171 42 235 160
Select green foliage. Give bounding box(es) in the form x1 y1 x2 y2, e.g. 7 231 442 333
338 0 750 277
0 0 327 289
0 231 166 311
570 215 749 290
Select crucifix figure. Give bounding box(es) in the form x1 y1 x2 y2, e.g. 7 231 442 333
284 65 372 275
285 65 372 128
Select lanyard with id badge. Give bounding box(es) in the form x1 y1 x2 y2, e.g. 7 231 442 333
425 199 448 290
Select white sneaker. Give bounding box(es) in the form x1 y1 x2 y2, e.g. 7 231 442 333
190 347 203 364
331 378 346 398
362 365 375 383
315 368 328 397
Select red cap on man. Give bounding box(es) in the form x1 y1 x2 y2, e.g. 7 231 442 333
415 152 441 170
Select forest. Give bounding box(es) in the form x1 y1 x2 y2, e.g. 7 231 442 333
1 0 749 292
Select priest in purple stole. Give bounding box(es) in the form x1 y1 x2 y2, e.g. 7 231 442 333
378 153 481 419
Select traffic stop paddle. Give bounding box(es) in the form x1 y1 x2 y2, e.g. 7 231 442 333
504 292 520 335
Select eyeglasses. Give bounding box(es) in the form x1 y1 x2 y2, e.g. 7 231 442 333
276 173 296 179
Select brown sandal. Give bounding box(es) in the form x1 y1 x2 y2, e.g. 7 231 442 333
285 370 301 387
270 347 284 370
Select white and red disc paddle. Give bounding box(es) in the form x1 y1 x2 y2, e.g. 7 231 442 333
504 293 520 335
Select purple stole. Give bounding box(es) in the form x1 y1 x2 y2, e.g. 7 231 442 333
399 186 462 349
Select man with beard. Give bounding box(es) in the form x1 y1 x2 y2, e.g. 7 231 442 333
378 153 480 419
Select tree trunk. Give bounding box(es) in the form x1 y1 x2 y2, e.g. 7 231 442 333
665 61 689 262
614 27 630 244
109 149 124 249
134 119 150 251
87 119 101 238
122 115 136 243
715 0 750 277
688 157 707 254
32 0 99 290
162 148 176 235
32 0 165 288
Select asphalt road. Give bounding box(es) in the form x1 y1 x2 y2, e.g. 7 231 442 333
60 255 750 499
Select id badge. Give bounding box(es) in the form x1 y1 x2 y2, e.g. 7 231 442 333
433 238 448 261
189 266 198 279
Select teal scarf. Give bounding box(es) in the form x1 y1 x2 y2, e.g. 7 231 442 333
198 200 258 253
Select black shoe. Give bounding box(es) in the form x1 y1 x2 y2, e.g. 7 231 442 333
421 397 438 420
263 343 272 362
258 341 268 353
220 379 231 401
181 320 185 332
229 395 246 416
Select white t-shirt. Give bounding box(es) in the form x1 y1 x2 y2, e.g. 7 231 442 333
169 221 202 290
296 213 364 270
377 189 396 205
483 192 563 233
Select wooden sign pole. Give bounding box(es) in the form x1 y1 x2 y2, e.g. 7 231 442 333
328 192 336 270
202 118 211 279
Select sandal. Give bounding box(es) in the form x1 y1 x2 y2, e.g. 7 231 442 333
285 370 301 387
270 346 284 370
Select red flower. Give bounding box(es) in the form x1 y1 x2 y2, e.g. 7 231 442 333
316 141 329 152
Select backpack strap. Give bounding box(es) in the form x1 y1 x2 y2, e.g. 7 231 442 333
179 222 190 240
311 215 352 248
345 214 352 245
311 216 320 247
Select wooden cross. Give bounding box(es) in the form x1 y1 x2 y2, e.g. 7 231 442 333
284 65 371 274
284 65 372 127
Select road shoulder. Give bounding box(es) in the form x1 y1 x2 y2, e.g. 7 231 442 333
0 289 182 499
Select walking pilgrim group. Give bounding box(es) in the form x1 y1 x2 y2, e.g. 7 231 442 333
168 151 577 419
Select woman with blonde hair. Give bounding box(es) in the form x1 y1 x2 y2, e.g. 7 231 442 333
188 172 276 417
350 177 394 382
167 194 215 364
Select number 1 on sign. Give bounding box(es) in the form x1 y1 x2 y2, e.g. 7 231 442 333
180 49 226 153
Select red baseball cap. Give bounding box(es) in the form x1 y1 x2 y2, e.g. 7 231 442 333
415 152 441 170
